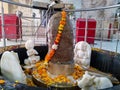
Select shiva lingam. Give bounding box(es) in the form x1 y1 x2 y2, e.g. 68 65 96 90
46 10 74 76
32 11 85 88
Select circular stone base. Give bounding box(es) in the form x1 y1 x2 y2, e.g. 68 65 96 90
32 76 80 90
32 62 84 89
47 61 74 75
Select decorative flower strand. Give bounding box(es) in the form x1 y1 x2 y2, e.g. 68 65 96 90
44 11 67 64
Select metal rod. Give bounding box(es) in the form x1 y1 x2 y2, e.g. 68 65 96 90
116 36 119 53
115 17 120 53
1 1 6 47
18 16 23 44
1 0 120 11
0 0 32 8
84 12 88 42
65 4 120 12
34 7 51 35
100 19 104 49
22 16 41 19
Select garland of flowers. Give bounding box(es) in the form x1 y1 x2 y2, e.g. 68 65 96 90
44 11 67 64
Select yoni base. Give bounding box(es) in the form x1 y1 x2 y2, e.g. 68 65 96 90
47 61 74 75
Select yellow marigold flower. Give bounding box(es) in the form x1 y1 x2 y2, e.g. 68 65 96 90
59 24 64 28
44 61 48 65
58 30 62 34
58 26 63 30
15 80 19 83
61 18 66 21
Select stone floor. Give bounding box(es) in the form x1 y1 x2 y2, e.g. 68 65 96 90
94 40 120 53
0 38 120 53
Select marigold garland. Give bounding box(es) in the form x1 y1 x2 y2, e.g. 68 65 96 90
44 11 67 64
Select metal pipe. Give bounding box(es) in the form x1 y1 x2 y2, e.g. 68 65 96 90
115 17 120 53
84 12 88 42
1 0 120 11
65 4 120 12
0 0 32 8
1 1 6 47
22 16 41 19
34 7 51 35
100 19 104 49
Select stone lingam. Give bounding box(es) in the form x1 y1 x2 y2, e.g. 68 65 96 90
32 11 85 88
46 11 74 75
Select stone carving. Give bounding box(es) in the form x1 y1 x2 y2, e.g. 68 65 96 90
74 41 91 68
24 39 40 69
77 71 113 90
0 51 26 84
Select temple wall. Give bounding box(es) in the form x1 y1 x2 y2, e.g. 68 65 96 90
0 2 9 14
81 0 118 39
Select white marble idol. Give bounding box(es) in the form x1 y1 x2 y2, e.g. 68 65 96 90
77 71 113 90
77 71 95 90
24 39 40 69
0 51 27 84
74 41 91 68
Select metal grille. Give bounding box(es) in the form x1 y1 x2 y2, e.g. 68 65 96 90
0 0 120 53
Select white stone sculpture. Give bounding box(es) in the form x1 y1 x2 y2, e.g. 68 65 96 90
0 51 26 84
24 39 40 69
94 76 113 89
77 71 113 90
77 71 95 90
74 41 91 68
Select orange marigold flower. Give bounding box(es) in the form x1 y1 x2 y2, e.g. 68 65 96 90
44 49 55 63
55 38 60 42
45 54 51 61
55 40 59 44
55 39 60 43
35 62 41 67
56 36 60 41
56 33 62 38
54 40 59 44
0 80 5 84
60 21 66 25
62 14 66 18
61 11 66 16
49 49 55 56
